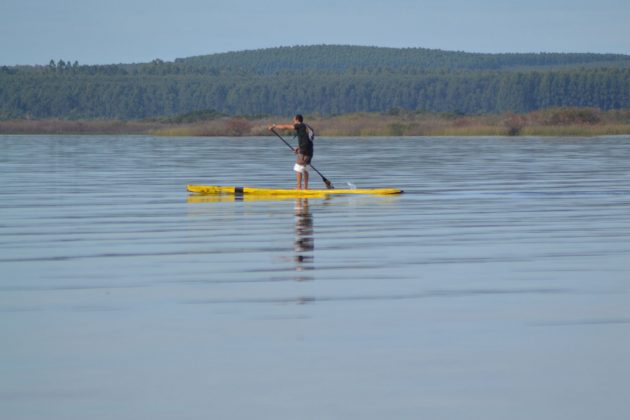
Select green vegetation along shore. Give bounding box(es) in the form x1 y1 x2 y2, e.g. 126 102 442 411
2 107 630 137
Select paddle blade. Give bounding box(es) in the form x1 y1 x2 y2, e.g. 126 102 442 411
323 178 334 189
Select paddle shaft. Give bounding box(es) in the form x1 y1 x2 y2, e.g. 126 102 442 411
270 128 334 189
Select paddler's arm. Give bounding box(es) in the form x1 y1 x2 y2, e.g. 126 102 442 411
268 123 295 131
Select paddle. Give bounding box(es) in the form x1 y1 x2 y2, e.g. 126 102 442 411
270 128 334 189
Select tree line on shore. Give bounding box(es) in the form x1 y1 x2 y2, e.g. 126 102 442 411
1 45 630 120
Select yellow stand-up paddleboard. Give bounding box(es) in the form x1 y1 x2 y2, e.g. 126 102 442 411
187 185 403 198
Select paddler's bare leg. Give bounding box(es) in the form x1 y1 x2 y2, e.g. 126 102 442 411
294 159 307 190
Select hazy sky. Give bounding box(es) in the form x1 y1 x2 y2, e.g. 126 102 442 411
2 0 629 65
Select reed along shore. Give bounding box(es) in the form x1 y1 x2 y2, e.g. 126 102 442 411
2 108 630 137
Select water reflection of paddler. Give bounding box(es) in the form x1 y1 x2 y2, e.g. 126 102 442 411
294 198 314 275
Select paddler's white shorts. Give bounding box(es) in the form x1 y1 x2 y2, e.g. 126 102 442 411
293 163 308 173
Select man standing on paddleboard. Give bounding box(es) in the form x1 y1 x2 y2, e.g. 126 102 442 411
269 114 314 190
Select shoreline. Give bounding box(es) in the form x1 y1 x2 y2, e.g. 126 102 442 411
2 108 630 137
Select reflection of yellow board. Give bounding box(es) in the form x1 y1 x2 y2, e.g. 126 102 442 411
187 194 327 203
187 184 403 197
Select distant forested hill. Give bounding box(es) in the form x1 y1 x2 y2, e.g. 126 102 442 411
1 45 630 119
174 45 630 72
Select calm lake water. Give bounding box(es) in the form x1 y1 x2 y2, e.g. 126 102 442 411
1 134 629 420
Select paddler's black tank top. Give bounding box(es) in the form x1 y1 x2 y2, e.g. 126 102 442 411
294 123 313 156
